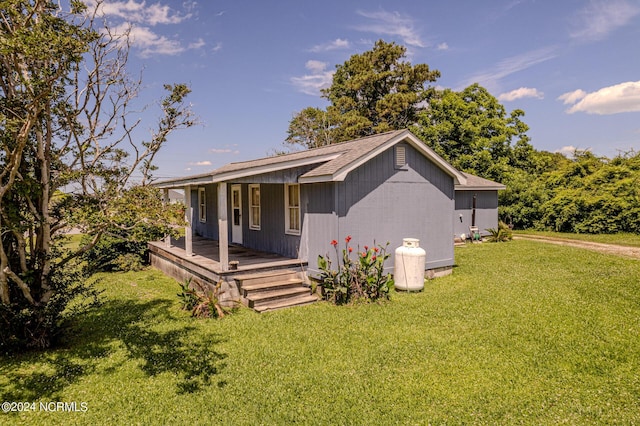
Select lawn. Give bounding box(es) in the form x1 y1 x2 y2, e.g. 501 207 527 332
1 239 639 425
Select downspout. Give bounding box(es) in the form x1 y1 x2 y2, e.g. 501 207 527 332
472 193 477 227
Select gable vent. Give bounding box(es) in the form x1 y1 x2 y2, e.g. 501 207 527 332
395 146 406 168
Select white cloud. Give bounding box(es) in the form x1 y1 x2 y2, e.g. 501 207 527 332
557 146 577 157
570 0 640 42
436 42 449 51
556 146 591 158
310 38 351 52
561 81 640 115
498 87 544 101
117 24 184 57
209 148 240 154
90 0 191 25
189 161 212 166
355 10 425 47
188 38 206 50
291 60 334 96
461 46 558 91
304 60 328 74
557 89 587 105
87 0 201 57
211 42 223 53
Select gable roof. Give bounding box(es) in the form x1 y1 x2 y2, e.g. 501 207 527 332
456 172 506 191
154 129 467 189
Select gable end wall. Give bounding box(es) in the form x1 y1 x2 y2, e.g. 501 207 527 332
306 143 455 275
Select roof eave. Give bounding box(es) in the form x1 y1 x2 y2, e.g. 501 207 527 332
328 130 467 185
210 153 342 183
154 174 214 189
153 152 343 188
455 185 507 191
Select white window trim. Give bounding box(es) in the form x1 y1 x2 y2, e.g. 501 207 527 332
284 183 301 236
198 187 206 223
249 184 261 230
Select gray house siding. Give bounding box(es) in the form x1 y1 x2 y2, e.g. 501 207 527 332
454 191 499 237
192 185 218 239
306 144 455 275
189 178 308 259
240 182 302 259
302 182 338 265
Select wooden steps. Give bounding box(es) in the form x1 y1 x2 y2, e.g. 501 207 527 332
234 270 318 313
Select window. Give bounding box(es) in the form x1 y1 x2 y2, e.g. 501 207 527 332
285 184 300 235
198 187 206 223
249 184 261 230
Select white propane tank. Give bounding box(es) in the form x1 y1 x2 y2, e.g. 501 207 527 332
394 238 426 291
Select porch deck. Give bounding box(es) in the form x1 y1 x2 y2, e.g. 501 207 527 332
148 236 314 310
148 236 307 278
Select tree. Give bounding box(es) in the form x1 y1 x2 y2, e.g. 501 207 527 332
537 151 640 233
1 0 194 352
285 107 333 150
285 40 440 150
413 84 533 182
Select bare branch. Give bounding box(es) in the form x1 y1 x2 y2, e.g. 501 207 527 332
3 267 36 305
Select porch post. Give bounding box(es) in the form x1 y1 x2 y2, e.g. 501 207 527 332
217 181 229 271
163 188 171 248
184 185 193 256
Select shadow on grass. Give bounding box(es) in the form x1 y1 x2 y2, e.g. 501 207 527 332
0 298 227 401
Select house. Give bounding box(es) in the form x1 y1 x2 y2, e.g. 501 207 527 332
167 189 185 204
455 173 506 239
150 129 504 309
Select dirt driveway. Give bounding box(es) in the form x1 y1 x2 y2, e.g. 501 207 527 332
513 234 640 260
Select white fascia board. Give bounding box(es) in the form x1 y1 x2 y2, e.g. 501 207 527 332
154 175 214 189
330 131 411 182
455 185 506 191
298 174 332 184
328 130 467 185
153 152 341 188
403 133 467 185
209 153 342 183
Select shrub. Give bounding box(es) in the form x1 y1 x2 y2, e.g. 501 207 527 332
0 259 101 354
177 279 237 319
486 221 513 242
81 222 170 272
317 236 393 305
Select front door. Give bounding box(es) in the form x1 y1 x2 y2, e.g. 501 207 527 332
231 185 242 244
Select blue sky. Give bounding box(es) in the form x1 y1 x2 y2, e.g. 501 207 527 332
87 0 640 179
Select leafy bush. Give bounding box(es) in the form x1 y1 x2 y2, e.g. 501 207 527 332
486 221 513 242
0 258 101 354
177 279 237 319
317 236 393 305
82 222 169 272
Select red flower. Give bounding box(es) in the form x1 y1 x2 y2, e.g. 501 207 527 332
364 245 368 251
371 255 377 261
330 240 338 246
373 247 379 253
348 247 353 253
361 252 367 257
345 235 352 243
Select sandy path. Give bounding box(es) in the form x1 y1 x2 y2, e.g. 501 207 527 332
513 234 640 260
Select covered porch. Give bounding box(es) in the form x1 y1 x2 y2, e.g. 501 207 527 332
149 235 306 276
149 235 309 307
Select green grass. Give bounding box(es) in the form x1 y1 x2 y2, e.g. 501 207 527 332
2 240 640 424
514 230 640 247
